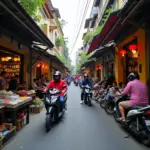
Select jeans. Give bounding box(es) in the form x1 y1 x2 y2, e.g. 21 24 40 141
81 89 84 100
106 93 116 101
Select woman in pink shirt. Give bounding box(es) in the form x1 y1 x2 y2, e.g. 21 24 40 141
119 73 148 121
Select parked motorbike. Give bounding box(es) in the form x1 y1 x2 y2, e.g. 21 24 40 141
83 85 92 106
104 98 115 114
99 91 108 108
105 87 121 114
114 95 150 146
43 88 67 132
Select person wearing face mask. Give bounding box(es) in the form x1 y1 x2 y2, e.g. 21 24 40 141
80 74 92 104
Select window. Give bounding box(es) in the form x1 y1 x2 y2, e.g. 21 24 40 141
113 0 118 10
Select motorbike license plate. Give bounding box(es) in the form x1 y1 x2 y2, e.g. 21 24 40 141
145 120 150 126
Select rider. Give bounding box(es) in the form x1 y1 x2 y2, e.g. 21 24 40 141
119 72 148 121
80 74 92 104
44 71 67 110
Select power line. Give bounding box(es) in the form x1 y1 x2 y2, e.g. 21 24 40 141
72 0 81 37
72 0 90 51
71 0 91 54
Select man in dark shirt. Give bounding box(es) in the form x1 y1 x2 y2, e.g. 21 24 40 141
9 75 19 91
80 74 92 104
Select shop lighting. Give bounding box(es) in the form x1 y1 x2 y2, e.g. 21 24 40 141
120 50 127 57
37 64 40 67
129 44 137 54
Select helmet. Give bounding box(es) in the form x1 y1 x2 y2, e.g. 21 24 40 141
84 74 88 77
127 72 139 81
53 71 61 82
84 74 88 79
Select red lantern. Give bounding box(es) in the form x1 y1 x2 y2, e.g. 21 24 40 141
37 64 40 67
99 65 102 69
96 65 99 70
120 50 126 57
129 44 137 54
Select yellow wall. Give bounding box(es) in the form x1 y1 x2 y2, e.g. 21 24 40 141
118 0 122 8
115 29 146 83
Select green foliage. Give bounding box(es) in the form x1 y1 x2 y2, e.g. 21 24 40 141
55 37 65 47
93 25 103 36
76 52 89 72
56 45 71 69
40 24 47 31
19 0 46 17
83 32 94 42
59 19 67 28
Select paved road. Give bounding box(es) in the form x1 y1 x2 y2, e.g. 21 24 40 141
4 84 149 150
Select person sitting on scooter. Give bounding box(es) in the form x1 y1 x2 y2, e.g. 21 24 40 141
44 71 67 110
118 73 148 121
106 82 117 101
80 74 92 104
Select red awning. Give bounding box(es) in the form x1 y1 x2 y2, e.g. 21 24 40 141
87 11 120 54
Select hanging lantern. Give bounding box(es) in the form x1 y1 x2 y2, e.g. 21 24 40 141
17 57 20 61
129 44 137 54
42 64 45 68
120 50 126 57
14 58 18 61
5 57 9 61
99 65 103 69
37 64 40 67
1 57 5 61
45 65 48 69
96 65 99 70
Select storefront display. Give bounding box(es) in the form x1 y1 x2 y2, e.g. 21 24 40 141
0 50 22 81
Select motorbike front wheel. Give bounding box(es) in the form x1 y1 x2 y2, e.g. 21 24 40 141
100 99 106 108
87 96 92 106
45 112 54 132
105 101 115 114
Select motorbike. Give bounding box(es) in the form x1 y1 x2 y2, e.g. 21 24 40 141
74 80 78 86
43 88 67 132
83 85 92 106
104 87 121 114
114 95 150 146
67 80 71 86
99 91 108 108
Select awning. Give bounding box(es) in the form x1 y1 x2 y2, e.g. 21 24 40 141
87 10 120 54
81 60 95 69
0 0 53 48
88 42 115 60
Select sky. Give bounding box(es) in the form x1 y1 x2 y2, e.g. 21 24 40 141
52 0 94 65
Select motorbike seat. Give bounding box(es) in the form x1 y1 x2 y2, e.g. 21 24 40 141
128 106 144 110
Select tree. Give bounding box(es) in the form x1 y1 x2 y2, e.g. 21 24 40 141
19 0 46 17
76 52 89 72
59 19 68 29
55 37 65 48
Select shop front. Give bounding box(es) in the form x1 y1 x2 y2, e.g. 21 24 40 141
115 29 146 84
0 47 23 81
95 64 103 80
0 34 30 85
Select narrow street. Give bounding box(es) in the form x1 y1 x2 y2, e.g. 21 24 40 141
4 84 149 150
